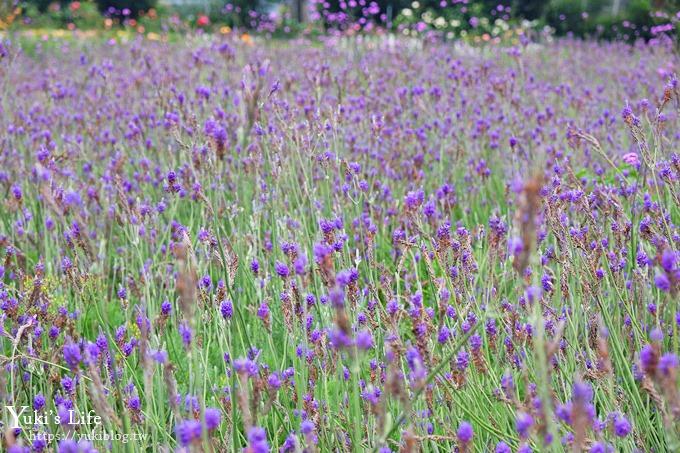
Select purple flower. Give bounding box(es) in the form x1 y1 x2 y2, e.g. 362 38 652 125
179 323 192 347
175 419 202 446
456 350 469 371
246 426 269 453
300 419 314 435
457 421 473 443
589 442 612 453
469 334 482 352
613 414 631 437
659 353 678 376
275 261 290 278
257 302 270 320
640 344 658 375
161 300 172 315
33 393 46 411
517 444 532 453
328 328 352 349
280 433 296 452
437 326 450 344
11 185 22 201
356 330 374 350
63 340 81 371
622 152 639 166
220 300 233 319
205 407 221 431
329 287 344 308
661 249 677 274
127 396 141 411
61 257 72 272
150 349 168 364
495 441 511 453
32 435 47 452
234 357 259 376
57 440 97 453
294 254 307 275
572 381 592 403
654 273 671 292
267 373 282 389
516 412 533 439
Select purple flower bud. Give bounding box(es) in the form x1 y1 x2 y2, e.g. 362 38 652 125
33 394 45 411
246 426 269 453
495 441 511 453
205 407 221 431
257 302 270 321
437 326 450 344
457 421 473 443
356 330 374 350
589 441 612 453
179 323 192 347
63 340 81 371
11 185 22 201
329 287 344 308
654 273 670 292
661 249 677 274
60 257 73 273
659 353 678 376
640 344 658 375
267 373 282 389
220 300 233 319
516 412 533 439
613 414 631 437
294 254 307 275
281 433 296 453
300 419 315 435
456 350 469 371
572 381 592 403
161 300 172 316
275 261 290 278
175 419 202 446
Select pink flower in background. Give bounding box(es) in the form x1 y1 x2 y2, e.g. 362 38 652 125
623 152 639 166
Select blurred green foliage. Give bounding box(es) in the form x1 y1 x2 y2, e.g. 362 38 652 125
23 0 156 17
543 0 671 39
387 0 675 39
14 0 679 40
19 0 103 28
166 0 264 28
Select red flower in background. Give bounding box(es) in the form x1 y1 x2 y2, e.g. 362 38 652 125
197 15 210 27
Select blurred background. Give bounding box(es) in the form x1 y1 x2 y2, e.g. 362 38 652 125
0 0 678 41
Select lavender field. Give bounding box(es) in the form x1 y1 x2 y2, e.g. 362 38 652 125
0 34 679 453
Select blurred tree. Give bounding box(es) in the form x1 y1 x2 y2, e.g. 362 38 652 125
23 0 64 13
291 0 305 22
511 0 547 19
0 0 19 26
